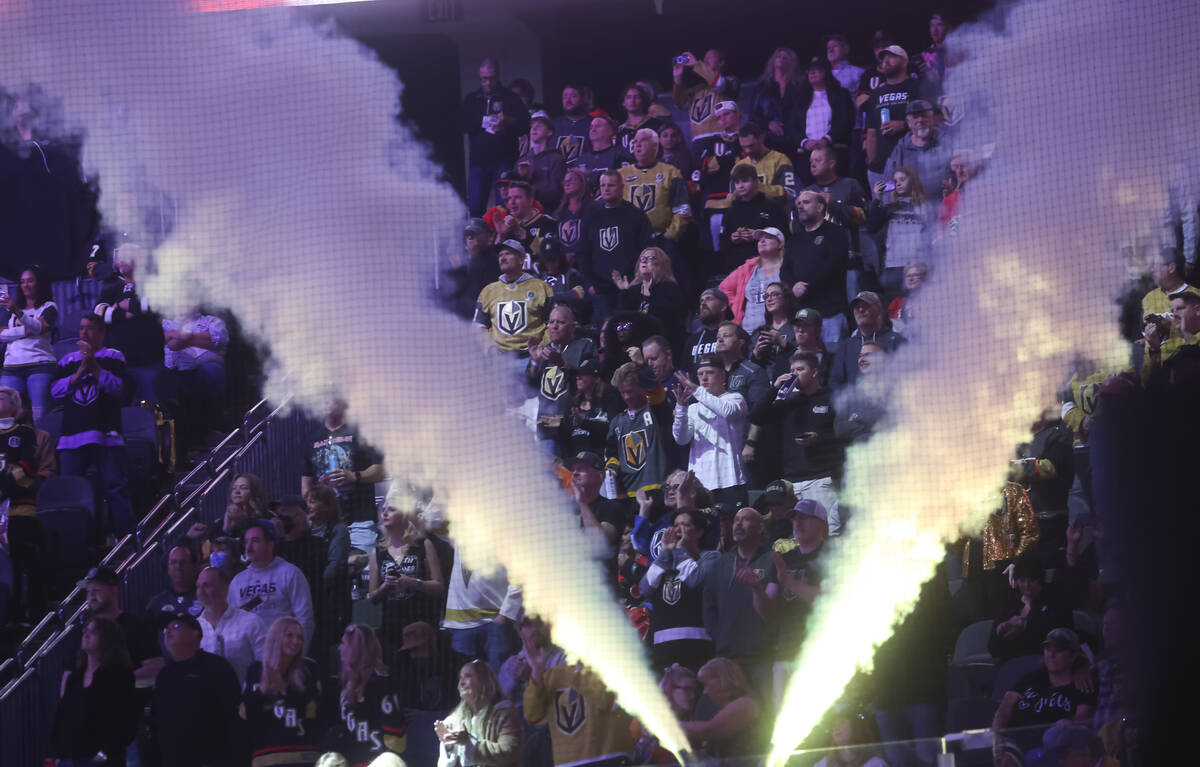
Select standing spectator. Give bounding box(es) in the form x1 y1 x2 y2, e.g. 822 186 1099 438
496 180 557 262
144 544 200 633
197 565 266 685
828 291 904 388
188 471 269 550
474 239 555 354
887 261 928 333
826 34 865 93
443 552 522 673
882 99 953 202
565 359 622 457
324 624 406 764
658 122 695 182
1140 248 1199 363
51 617 138 767
618 129 691 250
51 314 133 536
754 353 844 535
0 386 41 623
161 305 228 448
681 657 765 761
553 167 590 263
279 490 351 662
1093 602 1130 731
572 117 631 186
604 362 674 500
92 244 166 406
717 165 789 273
685 288 730 371
515 114 567 211
459 58 530 216
773 308 832 383
0 264 56 424
701 507 776 694
693 101 744 254
783 191 851 346
81 565 164 685
615 84 664 156
961 482 1040 620
527 305 596 454
443 218 500 320
577 170 655 322
567 450 628 550
751 48 805 158
720 226 786 335
769 500 828 682
553 84 592 164
805 145 869 256
154 613 244 767
368 489 445 660
229 520 316 645
812 714 889 767
749 283 797 378
672 49 731 142
243 616 324 767
614 247 687 354
917 13 951 87
867 167 935 297
301 398 386 555
672 356 749 510
435 660 524 767
864 45 923 189
792 56 855 183
640 506 719 671
1014 408 1075 568
731 123 796 212
993 629 1096 748
936 149 979 237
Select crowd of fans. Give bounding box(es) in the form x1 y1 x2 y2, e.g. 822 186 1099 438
0 10 1180 767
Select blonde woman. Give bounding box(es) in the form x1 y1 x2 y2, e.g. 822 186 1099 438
681 657 764 760
323 624 405 765
243 616 323 766
368 488 445 660
615 247 686 352
435 659 523 767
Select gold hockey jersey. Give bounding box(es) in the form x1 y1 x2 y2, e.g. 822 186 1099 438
618 161 691 240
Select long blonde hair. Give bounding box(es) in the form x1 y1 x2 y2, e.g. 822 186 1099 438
455 659 503 715
758 47 803 88
698 657 752 702
260 616 309 696
340 624 388 704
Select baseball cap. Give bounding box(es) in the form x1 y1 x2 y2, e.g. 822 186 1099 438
700 287 730 305
757 480 797 508
759 227 786 245
529 109 552 124
793 498 828 522
1042 627 1081 652
879 44 908 61
695 354 723 371
850 291 883 309
574 358 603 377
497 239 527 257
78 565 120 589
906 99 934 114
164 611 203 634
714 100 738 115
565 451 604 472
792 308 823 326
464 217 491 236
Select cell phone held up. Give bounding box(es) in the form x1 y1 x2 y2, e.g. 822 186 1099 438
674 54 691 66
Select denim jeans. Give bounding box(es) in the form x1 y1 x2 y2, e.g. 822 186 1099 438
450 620 517 672
58 445 133 536
467 161 511 217
820 313 849 347
0 367 54 424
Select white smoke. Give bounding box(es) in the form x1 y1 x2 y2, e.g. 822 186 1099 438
0 0 688 758
769 0 1200 762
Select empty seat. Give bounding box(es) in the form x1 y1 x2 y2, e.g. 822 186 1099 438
951 619 996 667
37 476 98 594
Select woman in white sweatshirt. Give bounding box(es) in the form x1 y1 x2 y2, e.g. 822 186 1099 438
0 265 57 424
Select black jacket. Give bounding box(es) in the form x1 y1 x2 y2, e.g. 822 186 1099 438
767 385 843 481
828 328 905 388
458 86 529 166
781 220 850 318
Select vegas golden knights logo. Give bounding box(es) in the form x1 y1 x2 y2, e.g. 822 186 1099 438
1078 382 1099 416
541 365 568 400
662 576 682 605
557 135 583 163
496 300 528 336
623 429 648 469
559 219 580 247
690 92 714 124
599 225 619 252
631 184 656 213
554 688 587 735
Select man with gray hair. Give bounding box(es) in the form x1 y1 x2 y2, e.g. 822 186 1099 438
618 128 691 244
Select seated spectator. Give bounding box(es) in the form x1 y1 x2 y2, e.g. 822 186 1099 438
1042 725 1110 767
671 355 749 511
552 167 590 262
443 218 500 320
51 313 133 536
635 663 702 764
0 264 56 424
474 239 555 356
514 113 567 210
325 625 406 764
615 84 665 156
20 395 56 479
564 358 621 457
811 713 889 767
576 170 655 323
188 471 269 548
154 612 243 767
720 226 786 335
92 244 166 406
0 386 41 623
51 616 138 767
614 246 686 353
639 507 719 671
197 564 266 685
81 565 163 686
527 305 596 454
1093 601 1131 731
681 657 765 761
829 291 904 388
443 548 521 673
229 519 316 645
886 261 928 334
144 544 200 632
867 167 935 297
993 629 1096 748
717 165 789 274
393 620 467 713
791 57 855 183
988 552 1073 660
783 191 851 345
435 659 524 767
369 487 445 661
243 616 324 767
161 305 228 447
301 398 385 556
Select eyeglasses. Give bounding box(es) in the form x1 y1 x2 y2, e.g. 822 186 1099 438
765 291 785 299
639 255 657 263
